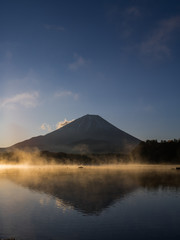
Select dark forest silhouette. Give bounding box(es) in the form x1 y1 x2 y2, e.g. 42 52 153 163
0 139 180 164
132 139 180 163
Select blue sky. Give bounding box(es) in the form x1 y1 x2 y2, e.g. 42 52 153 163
0 0 180 147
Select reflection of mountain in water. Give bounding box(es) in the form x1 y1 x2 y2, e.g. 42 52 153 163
2 167 180 215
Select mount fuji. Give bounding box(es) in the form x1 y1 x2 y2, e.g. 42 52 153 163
8 114 141 153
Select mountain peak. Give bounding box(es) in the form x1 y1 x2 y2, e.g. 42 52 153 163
82 114 101 119
10 114 141 153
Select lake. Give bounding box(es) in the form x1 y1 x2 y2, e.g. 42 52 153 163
0 165 180 240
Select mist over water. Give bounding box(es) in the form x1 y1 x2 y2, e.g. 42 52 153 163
0 164 180 239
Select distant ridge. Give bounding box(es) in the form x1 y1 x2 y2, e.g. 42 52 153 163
8 114 141 153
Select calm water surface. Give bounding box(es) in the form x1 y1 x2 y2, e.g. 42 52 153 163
0 165 180 240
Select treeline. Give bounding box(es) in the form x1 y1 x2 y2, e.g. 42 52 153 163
131 139 180 163
0 140 180 164
0 150 128 165
40 151 129 165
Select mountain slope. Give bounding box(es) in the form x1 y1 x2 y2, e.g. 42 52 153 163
10 114 141 153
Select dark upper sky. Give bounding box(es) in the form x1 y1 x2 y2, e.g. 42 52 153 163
0 0 180 146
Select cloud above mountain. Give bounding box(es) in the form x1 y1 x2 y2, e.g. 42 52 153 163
141 16 180 58
40 123 52 132
55 90 79 100
40 118 74 133
0 91 39 109
68 54 89 71
56 118 74 129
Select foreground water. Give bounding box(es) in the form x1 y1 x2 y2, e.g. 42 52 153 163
0 165 180 240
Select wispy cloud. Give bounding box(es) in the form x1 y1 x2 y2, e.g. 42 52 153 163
141 16 180 58
40 123 52 132
0 91 39 109
55 90 79 100
121 6 141 38
126 6 140 17
107 5 140 18
56 118 74 129
68 54 89 71
40 118 74 133
44 24 64 31
106 5 141 38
